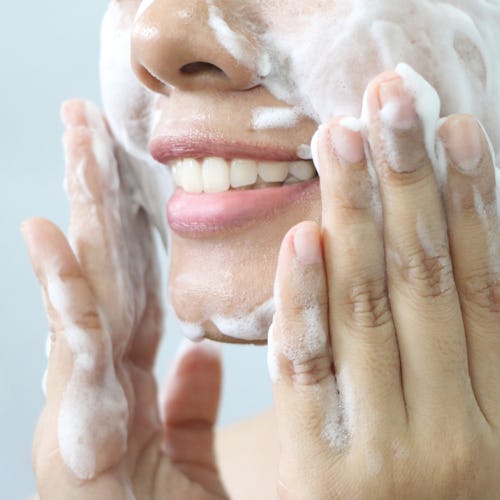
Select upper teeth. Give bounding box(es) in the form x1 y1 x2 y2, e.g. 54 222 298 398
172 157 317 193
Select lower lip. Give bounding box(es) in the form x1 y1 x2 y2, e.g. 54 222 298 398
167 179 319 236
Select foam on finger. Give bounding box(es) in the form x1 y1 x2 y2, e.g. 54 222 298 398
45 265 129 480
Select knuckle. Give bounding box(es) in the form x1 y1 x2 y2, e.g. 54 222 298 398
440 432 483 495
279 299 329 319
273 313 332 387
345 276 392 329
288 355 333 387
397 247 455 298
460 271 500 314
71 309 102 332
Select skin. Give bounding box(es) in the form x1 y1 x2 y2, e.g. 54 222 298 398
24 0 500 498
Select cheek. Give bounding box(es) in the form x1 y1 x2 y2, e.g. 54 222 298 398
259 2 499 149
100 2 172 242
100 1 157 157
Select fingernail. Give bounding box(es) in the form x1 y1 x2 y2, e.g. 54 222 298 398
378 77 417 129
440 116 483 173
331 119 365 164
293 224 322 265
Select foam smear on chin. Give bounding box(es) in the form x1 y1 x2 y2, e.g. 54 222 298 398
212 297 275 341
172 297 275 342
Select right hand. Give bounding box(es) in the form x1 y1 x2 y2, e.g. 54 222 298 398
269 72 500 499
24 100 228 500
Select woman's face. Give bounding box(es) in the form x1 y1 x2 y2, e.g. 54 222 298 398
100 0 499 343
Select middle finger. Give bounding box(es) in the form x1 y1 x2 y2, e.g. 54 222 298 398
364 71 473 418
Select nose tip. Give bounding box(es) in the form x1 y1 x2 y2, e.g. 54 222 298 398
131 2 261 93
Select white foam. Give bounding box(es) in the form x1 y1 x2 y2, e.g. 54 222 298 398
310 125 324 176
321 368 355 451
340 116 362 133
206 0 255 75
252 106 300 130
212 297 275 341
396 63 447 177
100 3 172 247
46 272 128 480
296 144 312 160
177 320 205 342
279 304 327 365
472 186 500 275
266 321 280 383
134 0 155 22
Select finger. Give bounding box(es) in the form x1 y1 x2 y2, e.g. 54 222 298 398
440 114 500 423
269 222 348 492
364 72 471 415
161 341 224 492
317 118 406 439
62 100 134 342
22 217 128 480
62 100 159 353
21 217 106 394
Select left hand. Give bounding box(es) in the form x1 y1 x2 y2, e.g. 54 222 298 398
269 71 500 499
24 100 227 499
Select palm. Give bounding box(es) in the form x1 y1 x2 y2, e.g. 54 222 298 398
27 100 227 499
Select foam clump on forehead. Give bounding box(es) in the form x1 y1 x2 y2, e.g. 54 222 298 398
260 0 500 158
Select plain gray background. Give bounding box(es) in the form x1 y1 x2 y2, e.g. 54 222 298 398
0 2 272 498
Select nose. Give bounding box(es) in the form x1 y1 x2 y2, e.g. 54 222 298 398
131 1 262 94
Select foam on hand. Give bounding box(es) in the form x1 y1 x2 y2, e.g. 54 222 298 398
46 272 128 480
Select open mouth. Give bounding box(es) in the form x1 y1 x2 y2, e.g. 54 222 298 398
171 157 317 193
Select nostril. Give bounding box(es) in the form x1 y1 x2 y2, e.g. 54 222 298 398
180 61 224 75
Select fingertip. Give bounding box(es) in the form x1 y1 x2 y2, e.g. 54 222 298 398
438 114 484 174
60 99 87 128
21 217 57 257
292 221 323 265
171 339 223 381
176 338 222 363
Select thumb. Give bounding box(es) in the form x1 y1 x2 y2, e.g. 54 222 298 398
161 340 224 487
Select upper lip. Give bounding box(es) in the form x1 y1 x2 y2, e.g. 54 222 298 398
149 135 307 164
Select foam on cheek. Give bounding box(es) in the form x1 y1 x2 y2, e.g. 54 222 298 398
100 2 171 246
46 273 128 480
134 0 155 21
207 2 250 64
252 106 301 131
206 0 274 80
258 1 500 163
